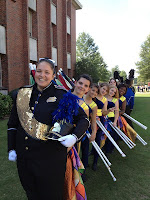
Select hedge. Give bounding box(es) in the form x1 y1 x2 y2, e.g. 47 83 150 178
0 93 13 119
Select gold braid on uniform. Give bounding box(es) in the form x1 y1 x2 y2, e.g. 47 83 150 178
17 88 50 140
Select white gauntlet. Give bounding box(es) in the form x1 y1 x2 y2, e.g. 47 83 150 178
58 134 77 148
8 150 17 162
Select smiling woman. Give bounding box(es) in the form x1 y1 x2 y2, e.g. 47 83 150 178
7 58 89 200
35 60 55 91
73 74 92 99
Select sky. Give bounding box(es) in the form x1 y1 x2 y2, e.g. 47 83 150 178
76 0 150 77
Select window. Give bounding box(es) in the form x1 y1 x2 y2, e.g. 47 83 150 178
52 47 57 66
51 4 56 25
29 9 32 36
29 38 37 61
67 16 71 34
28 0 36 11
67 53 71 69
0 55 2 87
0 25 6 54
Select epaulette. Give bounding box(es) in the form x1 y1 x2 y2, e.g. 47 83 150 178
120 96 126 102
101 96 107 104
19 85 33 89
80 102 89 111
89 101 97 110
54 84 68 92
112 98 118 104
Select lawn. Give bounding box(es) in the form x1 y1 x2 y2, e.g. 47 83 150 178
0 92 150 200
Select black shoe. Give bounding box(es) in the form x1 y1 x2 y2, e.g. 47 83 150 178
92 163 97 171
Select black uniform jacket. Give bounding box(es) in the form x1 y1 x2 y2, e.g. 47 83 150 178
7 82 89 160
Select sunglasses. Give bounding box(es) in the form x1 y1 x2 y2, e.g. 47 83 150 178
39 58 55 68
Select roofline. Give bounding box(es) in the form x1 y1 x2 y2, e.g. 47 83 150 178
72 0 83 10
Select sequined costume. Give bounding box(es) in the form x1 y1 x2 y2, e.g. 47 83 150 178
7 82 89 200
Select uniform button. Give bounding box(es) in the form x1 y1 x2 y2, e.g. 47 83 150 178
38 94 41 97
29 125 32 129
25 136 28 140
35 101 38 104
25 147 28 150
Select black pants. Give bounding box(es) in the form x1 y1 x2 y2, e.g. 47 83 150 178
93 129 102 165
81 136 89 169
17 158 66 200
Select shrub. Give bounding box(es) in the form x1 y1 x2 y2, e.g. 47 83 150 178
0 93 13 119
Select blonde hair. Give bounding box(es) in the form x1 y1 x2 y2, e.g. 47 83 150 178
109 84 119 98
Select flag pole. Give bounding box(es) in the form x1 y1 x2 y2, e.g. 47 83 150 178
96 120 126 157
123 113 147 130
136 134 147 145
86 133 116 181
113 124 136 147
109 122 135 149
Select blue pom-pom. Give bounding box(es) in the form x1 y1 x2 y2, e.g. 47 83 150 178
52 91 80 124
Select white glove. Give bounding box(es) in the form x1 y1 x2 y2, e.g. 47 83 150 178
58 134 77 148
8 150 17 162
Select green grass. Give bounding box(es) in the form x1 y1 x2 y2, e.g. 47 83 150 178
0 120 26 200
0 93 150 200
85 93 150 200
135 92 150 97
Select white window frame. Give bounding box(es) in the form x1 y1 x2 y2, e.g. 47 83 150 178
28 0 36 11
67 16 71 34
0 25 6 54
52 47 57 66
29 9 32 37
67 53 71 69
51 4 57 25
29 38 37 61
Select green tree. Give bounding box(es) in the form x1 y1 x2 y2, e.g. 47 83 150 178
76 32 111 83
119 70 127 80
136 34 150 82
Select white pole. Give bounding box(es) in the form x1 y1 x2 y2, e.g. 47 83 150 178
86 133 116 181
114 125 136 147
96 120 126 157
109 122 134 149
136 134 147 145
123 113 147 130
93 141 112 166
86 132 111 166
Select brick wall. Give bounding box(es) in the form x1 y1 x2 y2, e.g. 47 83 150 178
61 0 67 74
0 0 7 88
57 0 64 71
1 54 8 88
1 0 78 91
71 2 76 78
6 0 29 91
37 1 48 58
0 0 6 26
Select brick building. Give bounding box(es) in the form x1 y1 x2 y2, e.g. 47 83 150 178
0 0 82 92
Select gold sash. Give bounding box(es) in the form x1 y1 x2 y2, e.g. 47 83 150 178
17 87 50 140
